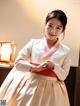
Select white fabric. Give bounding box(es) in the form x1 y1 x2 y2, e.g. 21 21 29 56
0 38 71 106
0 72 70 106
15 39 71 80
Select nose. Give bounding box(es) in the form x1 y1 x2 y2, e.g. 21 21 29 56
50 28 56 35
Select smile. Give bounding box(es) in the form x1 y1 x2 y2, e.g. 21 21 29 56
49 34 56 36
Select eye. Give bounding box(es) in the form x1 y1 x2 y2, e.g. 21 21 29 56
57 27 60 29
57 27 62 30
57 25 63 30
48 24 53 28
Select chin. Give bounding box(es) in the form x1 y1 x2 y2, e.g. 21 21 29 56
48 37 55 41
46 35 57 41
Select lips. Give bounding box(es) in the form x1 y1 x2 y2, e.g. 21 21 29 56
49 34 56 36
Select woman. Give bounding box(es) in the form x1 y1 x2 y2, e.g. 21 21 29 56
0 9 71 106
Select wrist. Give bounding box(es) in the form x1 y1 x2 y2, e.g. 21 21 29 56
30 66 36 71
51 64 55 70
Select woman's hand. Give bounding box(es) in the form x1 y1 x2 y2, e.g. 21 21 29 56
30 61 54 72
45 61 55 70
30 62 48 72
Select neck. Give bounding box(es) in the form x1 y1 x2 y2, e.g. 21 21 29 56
46 38 58 48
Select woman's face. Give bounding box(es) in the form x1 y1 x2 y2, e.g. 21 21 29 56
45 18 63 41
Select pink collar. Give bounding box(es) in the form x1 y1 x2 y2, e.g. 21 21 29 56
42 37 60 60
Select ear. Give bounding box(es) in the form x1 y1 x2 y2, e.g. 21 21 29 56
61 30 64 34
63 26 66 32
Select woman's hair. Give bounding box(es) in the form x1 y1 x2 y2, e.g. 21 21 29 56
45 9 67 31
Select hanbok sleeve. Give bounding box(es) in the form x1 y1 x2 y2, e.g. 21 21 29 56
53 51 71 81
14 39 35 72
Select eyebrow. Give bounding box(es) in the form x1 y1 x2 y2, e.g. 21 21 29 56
57 25 63 27
49 23 63 27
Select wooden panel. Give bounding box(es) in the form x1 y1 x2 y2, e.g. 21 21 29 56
65 66 77 106
74 66 80 106
0 67 12 86
79 49 80 66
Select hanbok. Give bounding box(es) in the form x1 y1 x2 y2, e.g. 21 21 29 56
0 37 71 106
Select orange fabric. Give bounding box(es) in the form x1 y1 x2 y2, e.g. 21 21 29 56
30 62 56 77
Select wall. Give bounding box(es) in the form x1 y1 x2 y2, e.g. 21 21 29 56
0 0 80 66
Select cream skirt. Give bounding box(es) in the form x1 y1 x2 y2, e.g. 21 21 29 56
0 67 70 106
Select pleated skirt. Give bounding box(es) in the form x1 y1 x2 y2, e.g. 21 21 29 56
0 67 70 106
